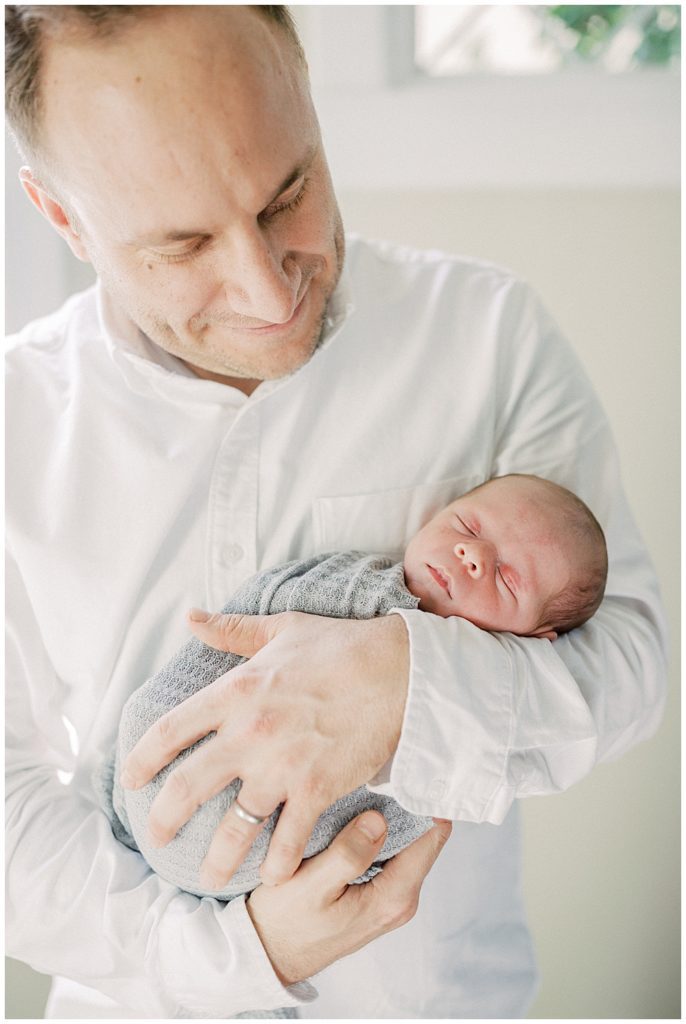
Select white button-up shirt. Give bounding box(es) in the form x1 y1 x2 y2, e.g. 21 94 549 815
6 236 667 1019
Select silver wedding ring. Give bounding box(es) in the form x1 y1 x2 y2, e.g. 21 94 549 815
232 799 267 825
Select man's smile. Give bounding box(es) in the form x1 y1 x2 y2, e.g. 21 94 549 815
237 287 309 335
193 282 312 338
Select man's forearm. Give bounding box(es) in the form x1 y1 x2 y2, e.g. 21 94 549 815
6 764 303 1016
384 451 667 823
379 280 665 823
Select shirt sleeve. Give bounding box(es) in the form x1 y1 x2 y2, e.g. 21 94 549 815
371 279 668 822
5 550 317 1017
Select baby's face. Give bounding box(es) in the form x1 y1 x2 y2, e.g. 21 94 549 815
403 476 572 638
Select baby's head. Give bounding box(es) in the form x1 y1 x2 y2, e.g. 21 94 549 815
403 474 607 640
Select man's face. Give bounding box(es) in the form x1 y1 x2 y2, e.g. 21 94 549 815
40 7 344 389
403 477 573 637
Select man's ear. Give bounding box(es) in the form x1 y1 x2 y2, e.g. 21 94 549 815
18 167 91 263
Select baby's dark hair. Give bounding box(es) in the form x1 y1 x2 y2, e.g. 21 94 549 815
473 474 608 636
521 474 607 635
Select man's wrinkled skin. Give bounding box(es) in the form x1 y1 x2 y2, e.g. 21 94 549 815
22 6 452 984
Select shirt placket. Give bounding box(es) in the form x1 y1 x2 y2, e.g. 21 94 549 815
205 405 260 609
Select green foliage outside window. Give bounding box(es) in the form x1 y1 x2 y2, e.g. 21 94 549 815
548 5 680 65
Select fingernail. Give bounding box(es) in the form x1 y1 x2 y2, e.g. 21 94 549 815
120 770 137 789
188 608 211 622
260 865 287 886
355 812 386 841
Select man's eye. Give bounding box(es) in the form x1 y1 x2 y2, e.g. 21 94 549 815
262 178 308 221
153 238 208 264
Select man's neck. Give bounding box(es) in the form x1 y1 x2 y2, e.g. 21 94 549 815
183 360 262 396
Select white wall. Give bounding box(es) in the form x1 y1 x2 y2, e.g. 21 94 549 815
300 6 679 189
5 137 96 335
5 5 680 1019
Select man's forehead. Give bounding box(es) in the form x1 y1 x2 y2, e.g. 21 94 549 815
41 6 312 190
124 144 318 247
42 5 288 69
40 7 316 238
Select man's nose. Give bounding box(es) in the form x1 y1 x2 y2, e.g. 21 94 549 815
223 227 301 324
454 541 493 579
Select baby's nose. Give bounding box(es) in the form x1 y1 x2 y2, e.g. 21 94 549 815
454 542 485 579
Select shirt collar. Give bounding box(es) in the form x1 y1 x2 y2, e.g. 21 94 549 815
96 260 355 405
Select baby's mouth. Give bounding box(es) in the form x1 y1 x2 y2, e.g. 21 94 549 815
427 564 452 597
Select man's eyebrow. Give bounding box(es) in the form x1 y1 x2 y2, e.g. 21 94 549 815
129 147 317 248
126 227 211 248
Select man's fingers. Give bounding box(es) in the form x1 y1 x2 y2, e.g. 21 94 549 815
199 790 278 890
145 741 241 848
120 693 218 789
187 609 288 656
296 811 388 901
121 659 260 789
259 801 323 886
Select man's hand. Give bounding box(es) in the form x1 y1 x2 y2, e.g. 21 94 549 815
247 811 452 986
121 610 410 891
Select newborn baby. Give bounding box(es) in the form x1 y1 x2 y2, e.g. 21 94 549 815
100 473 607 901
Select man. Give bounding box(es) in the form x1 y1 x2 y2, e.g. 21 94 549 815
5 5 666 1019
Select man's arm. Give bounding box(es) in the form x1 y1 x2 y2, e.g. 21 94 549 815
6 550 450 1013
6 552 309 1017
384 282 667 823
122 278 666 884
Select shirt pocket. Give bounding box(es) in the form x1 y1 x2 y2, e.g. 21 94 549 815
312 474 482 560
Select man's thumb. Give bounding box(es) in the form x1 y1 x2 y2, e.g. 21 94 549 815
186 610 275 656
301 811 388 900
374 817 452 894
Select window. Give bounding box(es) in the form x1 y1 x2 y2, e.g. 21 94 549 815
415 5 681 77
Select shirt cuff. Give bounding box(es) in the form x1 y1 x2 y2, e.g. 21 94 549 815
157 892 318 1017
381 607 513 822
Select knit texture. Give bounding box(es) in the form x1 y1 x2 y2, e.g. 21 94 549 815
97 553 432 902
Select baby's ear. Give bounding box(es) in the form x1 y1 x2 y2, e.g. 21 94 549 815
532 627 558 642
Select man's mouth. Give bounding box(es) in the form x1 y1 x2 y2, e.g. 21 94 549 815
195 282 311 336
427 564 452 597
239 289 309 335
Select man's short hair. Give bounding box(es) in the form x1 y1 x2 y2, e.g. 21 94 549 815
5 5 304 167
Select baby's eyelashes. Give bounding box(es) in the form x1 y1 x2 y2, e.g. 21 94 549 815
453 514 475 535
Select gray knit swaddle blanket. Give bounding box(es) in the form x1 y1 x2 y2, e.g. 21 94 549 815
98 553 433 904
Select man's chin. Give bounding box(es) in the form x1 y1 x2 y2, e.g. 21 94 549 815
181 324 325 386
137 279 332 384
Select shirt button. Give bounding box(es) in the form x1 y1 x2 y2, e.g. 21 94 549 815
221 543 244 567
